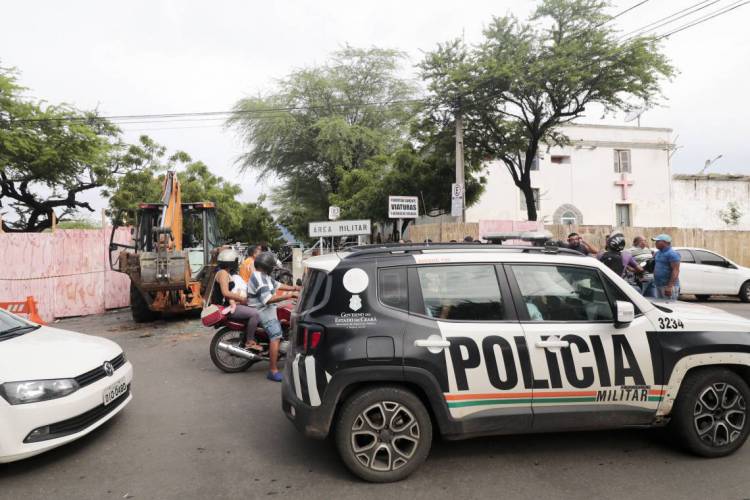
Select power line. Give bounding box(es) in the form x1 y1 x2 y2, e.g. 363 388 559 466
657 0 749 38
619 0 718 39
606 0 651 24
10 98 425 124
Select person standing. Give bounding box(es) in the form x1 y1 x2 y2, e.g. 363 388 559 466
239 245 261 283
628 236 655 296
652 234 681 300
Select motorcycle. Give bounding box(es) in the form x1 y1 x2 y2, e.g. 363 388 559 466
208 301 295 373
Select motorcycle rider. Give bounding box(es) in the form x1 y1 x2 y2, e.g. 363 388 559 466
247 251 300 382
211 249 261 351
598 232 643 290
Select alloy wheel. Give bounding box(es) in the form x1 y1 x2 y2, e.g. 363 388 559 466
350 401 421 472
693 382 747 447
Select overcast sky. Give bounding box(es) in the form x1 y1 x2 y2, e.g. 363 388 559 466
2 0 749 216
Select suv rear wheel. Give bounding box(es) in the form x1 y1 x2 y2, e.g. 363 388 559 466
671 368 750 457
334 386 432 482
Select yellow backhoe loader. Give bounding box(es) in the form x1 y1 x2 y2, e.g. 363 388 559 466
109 171 222 322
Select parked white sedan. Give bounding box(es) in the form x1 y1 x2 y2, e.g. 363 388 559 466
0 309 133 463
674 247 750 301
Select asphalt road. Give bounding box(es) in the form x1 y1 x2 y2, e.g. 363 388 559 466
2 299 750 500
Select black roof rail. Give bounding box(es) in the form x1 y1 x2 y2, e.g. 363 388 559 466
343 242 586 259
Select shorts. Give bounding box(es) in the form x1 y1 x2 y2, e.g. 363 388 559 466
259 307 283 341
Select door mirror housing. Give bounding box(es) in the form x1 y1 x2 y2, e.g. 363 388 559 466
615 300 635 325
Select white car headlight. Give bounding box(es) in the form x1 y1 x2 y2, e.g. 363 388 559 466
0 379 79 405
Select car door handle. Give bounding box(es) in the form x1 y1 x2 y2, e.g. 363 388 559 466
414 339 451 348
536 340 570 349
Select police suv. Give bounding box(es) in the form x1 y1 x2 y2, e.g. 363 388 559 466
282 243 750 482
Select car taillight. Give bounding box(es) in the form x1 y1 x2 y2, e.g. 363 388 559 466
309 330 322 349
298 323 324 353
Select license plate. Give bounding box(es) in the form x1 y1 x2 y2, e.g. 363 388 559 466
103 378 127 406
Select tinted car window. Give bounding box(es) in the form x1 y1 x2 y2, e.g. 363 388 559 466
378 267 408 311
511 265 613 321
694 250 727 267
416 265 504 321
676 249 695 263
298 269 327 311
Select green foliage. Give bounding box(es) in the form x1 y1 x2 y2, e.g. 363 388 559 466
421 0 675 220
0 65 124 231
55 219 102 230
107 136 282 246
228 46 418 240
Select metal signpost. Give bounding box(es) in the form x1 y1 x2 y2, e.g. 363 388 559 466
388 196 419 240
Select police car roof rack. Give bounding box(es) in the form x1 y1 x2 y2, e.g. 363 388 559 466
343 242 583 259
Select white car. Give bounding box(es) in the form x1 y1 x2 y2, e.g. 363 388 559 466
0 309 133 463
673 247 750 302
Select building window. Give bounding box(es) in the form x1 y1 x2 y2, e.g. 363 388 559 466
550 155 571 164
614 149 631 173
616 203 631 226
560 211 577 225
520 188 540 211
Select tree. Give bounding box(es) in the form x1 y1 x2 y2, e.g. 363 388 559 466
227 46 417 240
107 136 282 246
0 66 124 232
330 130 487 236
421 0 674 220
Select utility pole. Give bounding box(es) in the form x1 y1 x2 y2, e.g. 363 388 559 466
455 105 466 223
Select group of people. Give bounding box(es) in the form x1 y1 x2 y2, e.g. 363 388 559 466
210 245 300 382
563 232 681 300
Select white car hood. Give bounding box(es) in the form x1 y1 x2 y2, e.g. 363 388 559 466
655 300 750 331
0 326 122 382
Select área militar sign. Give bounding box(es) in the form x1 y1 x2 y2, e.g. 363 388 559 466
308 220 371 237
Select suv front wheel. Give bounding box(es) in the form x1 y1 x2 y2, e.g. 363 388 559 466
671 368 750 457
334 386 432 482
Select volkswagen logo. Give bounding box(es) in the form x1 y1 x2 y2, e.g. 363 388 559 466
103 361 115 377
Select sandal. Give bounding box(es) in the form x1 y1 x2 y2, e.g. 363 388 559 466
245 342 263 352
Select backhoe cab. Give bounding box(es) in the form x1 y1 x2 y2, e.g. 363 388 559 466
109 171 222 322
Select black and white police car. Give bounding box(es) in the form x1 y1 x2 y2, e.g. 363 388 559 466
282 243 750 482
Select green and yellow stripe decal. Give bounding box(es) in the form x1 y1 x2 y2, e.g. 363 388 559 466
445 389 665 408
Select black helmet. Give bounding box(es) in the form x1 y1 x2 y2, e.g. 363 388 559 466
254 251 276 274
606 233 626 252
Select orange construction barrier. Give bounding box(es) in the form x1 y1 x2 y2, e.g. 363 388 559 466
0 296 46 325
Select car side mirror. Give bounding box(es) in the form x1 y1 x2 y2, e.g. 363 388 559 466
615 300 634 325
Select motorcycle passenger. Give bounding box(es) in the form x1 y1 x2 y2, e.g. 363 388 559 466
598 233 643 289
211 249 261 351
247 251 300 382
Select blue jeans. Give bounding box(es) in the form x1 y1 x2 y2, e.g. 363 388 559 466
655 284 680 301
641 279 656 298
258 307 283 341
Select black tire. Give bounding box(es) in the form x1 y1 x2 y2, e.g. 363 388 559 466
334 386 432 483
695 295 711 302
130 284 159 323
739 282 750 303
209 328 255 373
670 368 750 458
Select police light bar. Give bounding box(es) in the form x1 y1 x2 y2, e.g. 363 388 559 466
483 231 554 246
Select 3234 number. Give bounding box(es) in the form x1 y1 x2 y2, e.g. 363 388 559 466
658 317 684 329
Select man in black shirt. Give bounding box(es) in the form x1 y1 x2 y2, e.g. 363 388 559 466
564 232 598 255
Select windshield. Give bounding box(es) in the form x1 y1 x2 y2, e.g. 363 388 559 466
0 309 37 339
